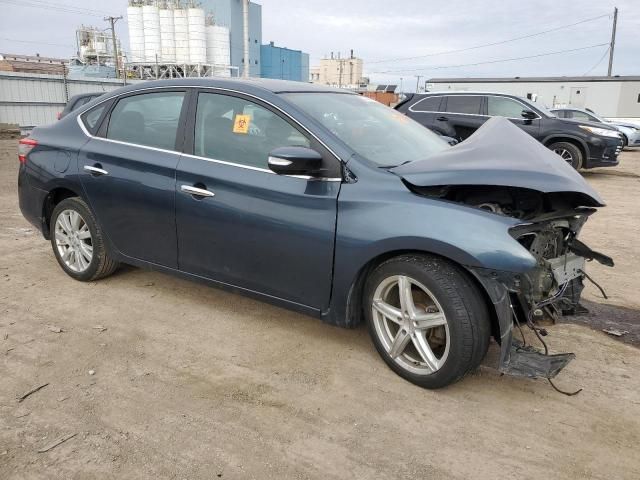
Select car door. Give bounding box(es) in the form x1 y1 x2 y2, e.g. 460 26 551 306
485 95 541 138
404 95 449 134
78 89 188 268
175 90 341 310
440 95 485 140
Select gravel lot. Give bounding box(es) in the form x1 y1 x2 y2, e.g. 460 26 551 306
1 139 639 480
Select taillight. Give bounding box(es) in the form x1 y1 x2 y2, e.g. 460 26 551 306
18 138 38 164
57 112 62 120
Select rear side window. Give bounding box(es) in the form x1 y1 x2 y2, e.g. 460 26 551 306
554 110 567 118
487 96 526 118
106 91 185 150
410 96 442 112
570 111 598 122
194 92 309 169
445 96 482 115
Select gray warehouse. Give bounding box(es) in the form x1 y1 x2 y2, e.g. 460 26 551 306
426 76 640 120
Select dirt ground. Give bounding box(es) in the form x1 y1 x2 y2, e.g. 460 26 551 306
1 139 639 480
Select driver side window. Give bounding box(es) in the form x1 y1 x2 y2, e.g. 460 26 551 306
194 92 310 169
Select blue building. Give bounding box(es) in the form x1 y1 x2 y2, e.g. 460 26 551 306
260 42 309 82
199 0 262 77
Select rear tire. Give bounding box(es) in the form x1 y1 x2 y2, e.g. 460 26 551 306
548 141 583 170
50 197 118 281
364 254 490 389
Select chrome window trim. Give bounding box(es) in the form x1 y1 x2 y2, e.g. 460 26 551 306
76 85 344 182
181 153 342 182
408 93 542 120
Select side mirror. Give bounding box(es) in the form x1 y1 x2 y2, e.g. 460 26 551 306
521 109 537 119
268 146 323 176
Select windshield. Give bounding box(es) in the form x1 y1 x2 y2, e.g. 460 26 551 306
282 93 449 167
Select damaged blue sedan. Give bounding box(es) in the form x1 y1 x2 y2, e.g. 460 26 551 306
17 79 612 389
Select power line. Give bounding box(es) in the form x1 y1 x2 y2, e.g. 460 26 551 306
367 13 611 65
369 43 610 75
0 0 114 17
583 46 611 76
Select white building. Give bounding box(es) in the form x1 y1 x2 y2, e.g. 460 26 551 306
311 52 366 88
426 76 640 119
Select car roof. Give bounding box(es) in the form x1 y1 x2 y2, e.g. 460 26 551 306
110 77 352 96
550 107 592 113
419 91 524 97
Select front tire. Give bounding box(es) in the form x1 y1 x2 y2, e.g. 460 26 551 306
50 197 118 281
548 141 583 170
364 254 490 389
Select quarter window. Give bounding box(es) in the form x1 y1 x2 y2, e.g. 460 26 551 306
106 91 185 150
194 92 309 169
445 96 482 115
82 104 107 133
487 96 527 118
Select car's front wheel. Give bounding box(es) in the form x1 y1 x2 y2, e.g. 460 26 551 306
548 141 583 170
50 197 118 281
364 254 490 389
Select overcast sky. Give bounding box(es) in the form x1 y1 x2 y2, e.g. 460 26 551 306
1 0 638 90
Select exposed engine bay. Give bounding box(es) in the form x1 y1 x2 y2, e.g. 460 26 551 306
408 183 615 385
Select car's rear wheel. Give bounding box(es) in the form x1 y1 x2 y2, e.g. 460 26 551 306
548 141 583 170
50 197 118 281
364 254 491 389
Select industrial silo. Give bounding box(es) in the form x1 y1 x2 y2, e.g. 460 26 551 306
127 2 145 63
187 7 206 64
159 5 176 63
173 6 190 64
142 2 161 62
206 24 231 77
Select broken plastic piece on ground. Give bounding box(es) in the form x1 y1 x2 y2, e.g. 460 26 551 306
500 340 575 379
603 328 629 337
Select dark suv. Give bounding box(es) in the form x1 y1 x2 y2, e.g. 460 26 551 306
396 92 623 169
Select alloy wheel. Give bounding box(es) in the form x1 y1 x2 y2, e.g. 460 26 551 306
54 209 93 273
371 275 450 375
553 147 574 165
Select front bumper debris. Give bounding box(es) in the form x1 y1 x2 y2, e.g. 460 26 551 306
502 340 575 379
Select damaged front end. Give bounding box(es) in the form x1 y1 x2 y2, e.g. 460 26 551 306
427 184 614 379
391 117 615 380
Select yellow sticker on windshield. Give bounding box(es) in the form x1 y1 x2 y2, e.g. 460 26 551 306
233 114 251 134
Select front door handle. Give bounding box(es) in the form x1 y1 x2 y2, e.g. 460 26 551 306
436 116 449 122
84 165 109 176
181 185 215 198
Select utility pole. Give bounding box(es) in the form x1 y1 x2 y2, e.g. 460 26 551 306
607 7 618 76
104 15 123 79
242 0 250 78
415 75 423 93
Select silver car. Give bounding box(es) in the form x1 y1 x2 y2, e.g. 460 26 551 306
551 107 640 148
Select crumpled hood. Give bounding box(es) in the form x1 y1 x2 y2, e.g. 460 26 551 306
391 116 605 206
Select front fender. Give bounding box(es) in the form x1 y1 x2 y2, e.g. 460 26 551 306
324 168 536 327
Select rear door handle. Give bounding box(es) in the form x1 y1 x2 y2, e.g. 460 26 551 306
181 185 215 198
83 165 109 176
436 116 449 121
